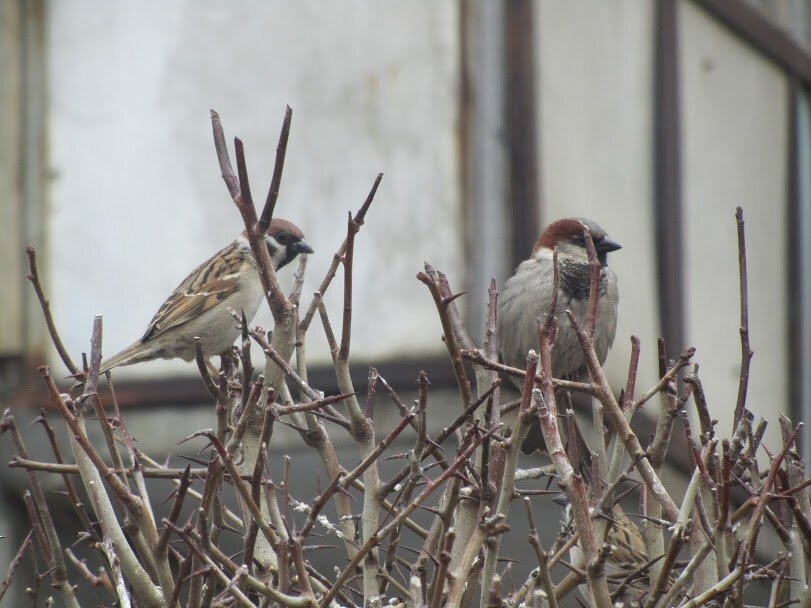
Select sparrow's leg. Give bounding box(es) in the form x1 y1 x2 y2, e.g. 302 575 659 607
219 350 246 393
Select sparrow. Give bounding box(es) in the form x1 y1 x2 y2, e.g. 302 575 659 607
556 496 673 607
99 218 313 373
497 217 621 454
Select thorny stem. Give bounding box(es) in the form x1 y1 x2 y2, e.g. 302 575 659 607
172 522 315 607
199 431 281 550
536 381 610 608
25 246 83 380
258 105 292 234
537 302 611 608
300 173 383 333
523 498 559 608
39 319 166 607
0 532 32 603
581 225 601 338
320 426 489 608
40 375 141 513
194 338 221 401
460 350 597 396
741 424 802 563
338 212 360 363
733 207 753 429
6 419 79 608
418 264 473 407
566 311 681 522
156 465 191 558
378 378 500 497
488 353 538 564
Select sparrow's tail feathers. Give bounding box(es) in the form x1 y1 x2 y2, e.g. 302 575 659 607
521 417 548 455
567 414 594 482
99 342 150 375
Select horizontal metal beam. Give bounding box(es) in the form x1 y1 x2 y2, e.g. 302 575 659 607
694 0 811 86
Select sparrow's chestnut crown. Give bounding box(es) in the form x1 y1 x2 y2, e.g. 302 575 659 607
533 217 621 265
265 218 313 270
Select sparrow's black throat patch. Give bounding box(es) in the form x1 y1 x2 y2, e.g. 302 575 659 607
558 260 609 301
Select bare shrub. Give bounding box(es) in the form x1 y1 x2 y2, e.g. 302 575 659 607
2 110 808 608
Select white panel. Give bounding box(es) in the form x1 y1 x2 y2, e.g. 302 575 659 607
0 1 23 354
535 1 660 392
46 0 461 378
798 91 811 469
681 1 789 449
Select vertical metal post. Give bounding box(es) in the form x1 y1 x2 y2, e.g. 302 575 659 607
461 0 508 339
504 0 540 267
789 81 811 465
654 0 685 356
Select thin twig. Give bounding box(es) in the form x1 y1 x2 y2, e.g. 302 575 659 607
566 311 680 522
156 465 191 558
418 264 473 407
300 174 383 333
460 349 597 396
258 105 292 233
0 531 33 602
320 426 489 608
733 207 753 429
25 246 83 379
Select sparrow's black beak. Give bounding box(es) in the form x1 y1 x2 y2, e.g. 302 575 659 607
294 240 314 255
595 237 622 253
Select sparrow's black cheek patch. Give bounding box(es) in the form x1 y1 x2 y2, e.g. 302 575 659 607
276 249 298 271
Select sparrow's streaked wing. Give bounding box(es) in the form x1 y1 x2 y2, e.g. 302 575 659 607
141 244 248 342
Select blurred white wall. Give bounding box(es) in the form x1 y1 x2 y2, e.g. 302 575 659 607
37 0 803 442
46 0 462 378
681 0 789 449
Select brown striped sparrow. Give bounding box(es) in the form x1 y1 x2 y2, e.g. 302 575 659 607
100 218 312 373
558 498 673 607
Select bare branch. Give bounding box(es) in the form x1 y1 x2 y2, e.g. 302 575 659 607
417 264 473 407
733 207 754 429
259 105 293 233
338 212 360 361
210 109 239 198
581 225 601 337
25 246 83 379
0 531 32 602
320 426 489 608
156 464 191 558
565 311 680 522
300 174 383 332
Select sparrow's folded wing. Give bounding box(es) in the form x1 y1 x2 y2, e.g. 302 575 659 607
141 245 247 342
607 507 648 565
498 257 556 368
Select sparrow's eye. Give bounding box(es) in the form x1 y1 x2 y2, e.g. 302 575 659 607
275 232 290 245
574 234 586 245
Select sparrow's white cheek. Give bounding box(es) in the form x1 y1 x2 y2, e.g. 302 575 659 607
264 236 286 267
555 242 589 261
